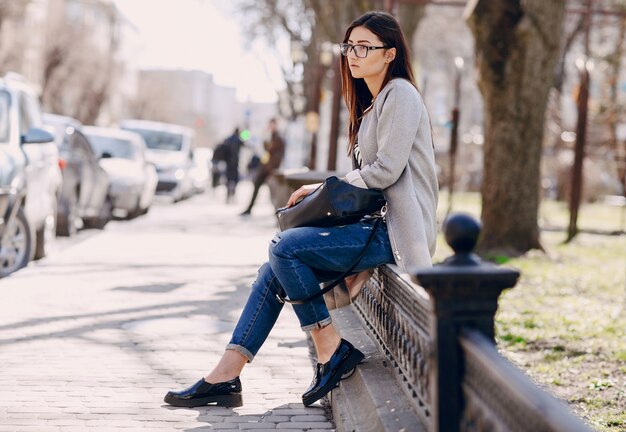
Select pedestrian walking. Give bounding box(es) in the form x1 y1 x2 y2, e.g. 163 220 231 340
210 141 228 190
164 11 438 409
223 128 244 203
240 118 285 215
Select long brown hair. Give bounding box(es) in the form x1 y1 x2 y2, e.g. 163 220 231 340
340 11 417 154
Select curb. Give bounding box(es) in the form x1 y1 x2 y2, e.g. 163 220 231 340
329 306 426 432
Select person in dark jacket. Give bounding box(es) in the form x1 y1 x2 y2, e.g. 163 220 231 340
211 142 227 190
223 128 244 203
240 118 285 215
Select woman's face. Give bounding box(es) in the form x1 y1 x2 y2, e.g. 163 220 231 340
346 26 395 81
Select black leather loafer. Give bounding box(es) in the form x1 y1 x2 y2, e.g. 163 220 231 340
302 339 364 407
164 377 243 408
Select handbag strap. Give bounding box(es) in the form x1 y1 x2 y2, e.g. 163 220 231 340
275 217 382 305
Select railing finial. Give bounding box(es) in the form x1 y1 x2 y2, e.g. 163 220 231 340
443 213 481 266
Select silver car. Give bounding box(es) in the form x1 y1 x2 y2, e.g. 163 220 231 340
0 73 62 277
82 127 157 219
119 120 195 202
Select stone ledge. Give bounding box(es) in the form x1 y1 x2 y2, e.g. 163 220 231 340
329 306 427 432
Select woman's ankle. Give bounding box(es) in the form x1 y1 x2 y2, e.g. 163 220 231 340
316 336 342 364
204 350 247 383
204 371 239 384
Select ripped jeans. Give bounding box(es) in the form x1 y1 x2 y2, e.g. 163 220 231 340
226 219 394 362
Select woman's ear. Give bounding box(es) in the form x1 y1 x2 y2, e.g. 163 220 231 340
385 48 396 63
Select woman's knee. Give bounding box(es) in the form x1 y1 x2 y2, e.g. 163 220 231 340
268 230 297 262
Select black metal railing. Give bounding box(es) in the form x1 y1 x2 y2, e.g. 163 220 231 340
278 172 592 431
356 265 434 426
353 213 591 432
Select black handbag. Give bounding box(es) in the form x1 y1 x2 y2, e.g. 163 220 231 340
274 176 386 305
275 176 386 231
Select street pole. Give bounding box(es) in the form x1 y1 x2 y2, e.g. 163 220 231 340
307 63 325 170
327 55 341 171
567 0 592 242
447 57 463 217
384 0 398 13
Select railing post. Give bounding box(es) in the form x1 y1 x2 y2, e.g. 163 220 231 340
412 214 520 432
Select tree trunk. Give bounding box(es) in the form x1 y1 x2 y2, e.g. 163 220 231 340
467 0 566 256
607 16 626 204
397 2 425 47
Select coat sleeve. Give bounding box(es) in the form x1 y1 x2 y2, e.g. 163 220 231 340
358 82 422 190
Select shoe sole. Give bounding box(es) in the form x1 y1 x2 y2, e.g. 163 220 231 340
302 349 365 407
163 393 243 408
341 367 356 380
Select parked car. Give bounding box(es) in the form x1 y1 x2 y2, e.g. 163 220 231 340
190 147 211 193
0 151 31 277
0 73 61 265
43 114 112 235
0 73 61 277
82 126 157 219
119 120 195 202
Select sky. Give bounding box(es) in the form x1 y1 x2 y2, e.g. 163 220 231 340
112 0 284 103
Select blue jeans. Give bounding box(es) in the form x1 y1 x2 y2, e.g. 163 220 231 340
226 219 394 362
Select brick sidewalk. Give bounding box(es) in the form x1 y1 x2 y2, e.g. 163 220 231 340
0 185 335 431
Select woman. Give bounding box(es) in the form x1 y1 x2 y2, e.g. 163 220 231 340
164 10 438 409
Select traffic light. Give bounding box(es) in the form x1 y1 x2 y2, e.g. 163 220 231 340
240 129 251 141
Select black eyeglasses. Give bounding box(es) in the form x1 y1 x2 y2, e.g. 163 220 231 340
339 43 389 59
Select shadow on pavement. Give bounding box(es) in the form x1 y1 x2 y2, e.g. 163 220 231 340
112 282 187 293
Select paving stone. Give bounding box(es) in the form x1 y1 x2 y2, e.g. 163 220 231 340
258 416 290 422
272 409 324 416
238 423 278 430
290 415 328 422
0 191 334 431
207 423 239 430
277 423 334 429
14 428 60 432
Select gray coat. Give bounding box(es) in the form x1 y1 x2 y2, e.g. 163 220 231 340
345 78 438 272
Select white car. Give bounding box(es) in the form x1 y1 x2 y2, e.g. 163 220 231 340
0 73 62 269
190 147 212 193
82 127 157 219
119 119 195 202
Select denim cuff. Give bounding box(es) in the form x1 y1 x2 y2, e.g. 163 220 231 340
226 344 255 363
300 316 332 332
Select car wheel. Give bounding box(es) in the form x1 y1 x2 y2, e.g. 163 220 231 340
126 196 143 220
34 199 57 260
0 207 33 277
56 192 78 237
84 196 112 229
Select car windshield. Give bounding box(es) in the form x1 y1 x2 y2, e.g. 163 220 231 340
125 128 183 151
87 135 135 160
0 91 10 144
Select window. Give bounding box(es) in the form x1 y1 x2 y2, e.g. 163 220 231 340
124 128 184 151
18 91 42 136
74 131 97 162
85 134 135 160
0 91 10 144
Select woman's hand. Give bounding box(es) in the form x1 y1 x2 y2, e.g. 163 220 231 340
286 183 322 207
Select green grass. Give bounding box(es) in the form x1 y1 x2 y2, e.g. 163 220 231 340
434 193 626 431
438 191 626 233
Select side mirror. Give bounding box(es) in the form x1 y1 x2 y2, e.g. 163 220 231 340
20 127 55 145
100 152 112 159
